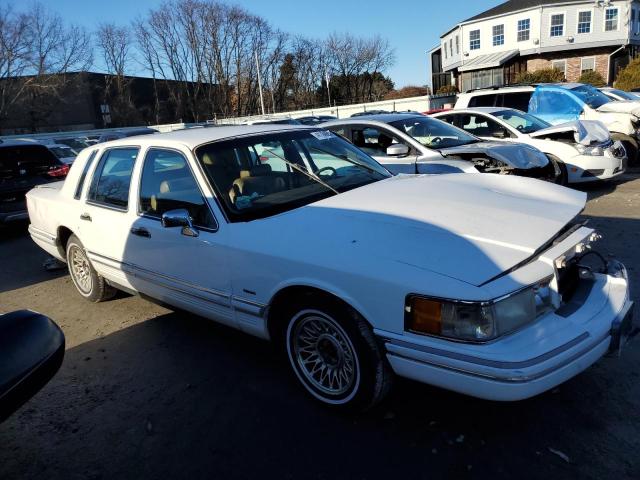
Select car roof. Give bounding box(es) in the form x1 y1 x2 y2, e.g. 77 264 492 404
97 124 317 149
324 113 424 125
438 107 510 115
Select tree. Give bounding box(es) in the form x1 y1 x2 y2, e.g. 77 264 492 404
385 85 431 100
614 57 640 91
578 70 606 87
515 68 565 84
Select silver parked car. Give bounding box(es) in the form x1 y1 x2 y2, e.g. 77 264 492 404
322 114 560 181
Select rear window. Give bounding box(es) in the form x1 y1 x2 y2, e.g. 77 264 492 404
0 145 59 178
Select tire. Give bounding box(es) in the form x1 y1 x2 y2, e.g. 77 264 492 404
283 296 393 411
66 234 116 303
545 153 568 186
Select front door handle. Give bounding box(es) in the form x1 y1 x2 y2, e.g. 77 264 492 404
130 227 151 238
80 213 92 222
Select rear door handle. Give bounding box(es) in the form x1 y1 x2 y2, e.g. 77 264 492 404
130 227 151 238
80 213 91 222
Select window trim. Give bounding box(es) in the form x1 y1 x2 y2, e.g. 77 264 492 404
74 150 98 200
137 146 218 232
469 29 481 50
580 56 596 73
551 59 567 77
604 6 619 32
549 12 566 38
86 146 140 212
517 18 531 42
492 24 505 46
576 9 592 34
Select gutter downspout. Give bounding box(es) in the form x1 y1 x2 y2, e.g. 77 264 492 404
608 46 626 86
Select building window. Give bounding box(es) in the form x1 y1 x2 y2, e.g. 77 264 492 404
469 30 480 50
581 57 595 73
605 7 618 31
493 25 504 46
550 14 564 37
517 19 530 41
456 35 459 54
444 42 448 59
552 59 567 77
577 11 591 34
450 38 453 55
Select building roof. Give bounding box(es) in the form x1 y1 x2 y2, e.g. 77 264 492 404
463 0 584 23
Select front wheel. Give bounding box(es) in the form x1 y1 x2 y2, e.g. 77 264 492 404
66 234 116 303
611 134 638 168
284 298 393 410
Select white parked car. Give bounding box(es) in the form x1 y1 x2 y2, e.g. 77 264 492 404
322 114 560 181
599 88 640 102
433 108 626 184
455 83 640 163
26 126 634 409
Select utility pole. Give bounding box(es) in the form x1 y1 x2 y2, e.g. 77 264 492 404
325 69 332 107
255 51 266 116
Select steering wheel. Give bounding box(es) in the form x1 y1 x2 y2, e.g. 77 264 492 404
316 166 337 177
516 124 525 131
430 136 443 145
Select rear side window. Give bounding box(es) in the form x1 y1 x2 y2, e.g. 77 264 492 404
499 92 533 111
74 150 97 200
88 148 138 209
138 149 215 229
468 94 497 107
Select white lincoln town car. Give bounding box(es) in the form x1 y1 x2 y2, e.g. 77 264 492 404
26 125 634 409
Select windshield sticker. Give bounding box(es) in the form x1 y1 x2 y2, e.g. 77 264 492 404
311 130 333 140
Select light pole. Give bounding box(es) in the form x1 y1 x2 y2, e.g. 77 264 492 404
325 69 332 107
255 51 266 116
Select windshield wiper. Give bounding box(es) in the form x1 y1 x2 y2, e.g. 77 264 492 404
263 148 339 195
307 146 382 176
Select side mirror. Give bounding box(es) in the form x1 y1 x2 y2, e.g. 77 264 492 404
492 128 509 139
386 143 410 156
0 310 65 423
161 208 199 237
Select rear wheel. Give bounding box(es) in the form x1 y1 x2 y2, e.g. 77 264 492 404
66 234 116 303
283 295 393 410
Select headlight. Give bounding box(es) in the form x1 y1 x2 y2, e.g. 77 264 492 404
405 278 553 342
576 144 604 156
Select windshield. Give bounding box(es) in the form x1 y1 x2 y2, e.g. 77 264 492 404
608 89 640 101
195 129 390 221
568 84 611 109
493 109 550 134
389 116 478 149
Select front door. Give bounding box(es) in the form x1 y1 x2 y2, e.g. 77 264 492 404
123 147 233 326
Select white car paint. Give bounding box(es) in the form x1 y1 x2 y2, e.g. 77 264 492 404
25 125 633 403
433 108 626 184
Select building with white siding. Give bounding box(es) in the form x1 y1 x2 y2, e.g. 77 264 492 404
430 0 640 92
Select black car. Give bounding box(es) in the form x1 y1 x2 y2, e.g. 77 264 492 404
97 127 158 143
297 115 338 125
0 141 69 223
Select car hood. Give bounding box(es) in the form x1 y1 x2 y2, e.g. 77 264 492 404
439 141 549 169
528 120 610 145
596 100 640 117
290 174 585 286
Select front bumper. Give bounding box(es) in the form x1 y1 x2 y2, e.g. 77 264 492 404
378 265 634 401
567 151 626 184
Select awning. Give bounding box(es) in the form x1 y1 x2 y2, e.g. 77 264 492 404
458 50 519 72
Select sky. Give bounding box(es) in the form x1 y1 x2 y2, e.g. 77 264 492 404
21 0 501 88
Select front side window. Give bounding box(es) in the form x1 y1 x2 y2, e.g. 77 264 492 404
469 30 480 50
88 148 138 209
517 19 530 41
139 149 215 229
577 11 592 34
492 25 504 46
390 116 479 149
457 114 506 138
493 109 551 134
195 130 389 221
581 57 595 73
350 127 405 157
550 14 564 37
605 7 618 31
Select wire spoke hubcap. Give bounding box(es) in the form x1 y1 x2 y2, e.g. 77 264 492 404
70 247 92 293
292 314 356 396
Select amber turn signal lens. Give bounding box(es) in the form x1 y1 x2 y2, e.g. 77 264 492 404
407 297 442 335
